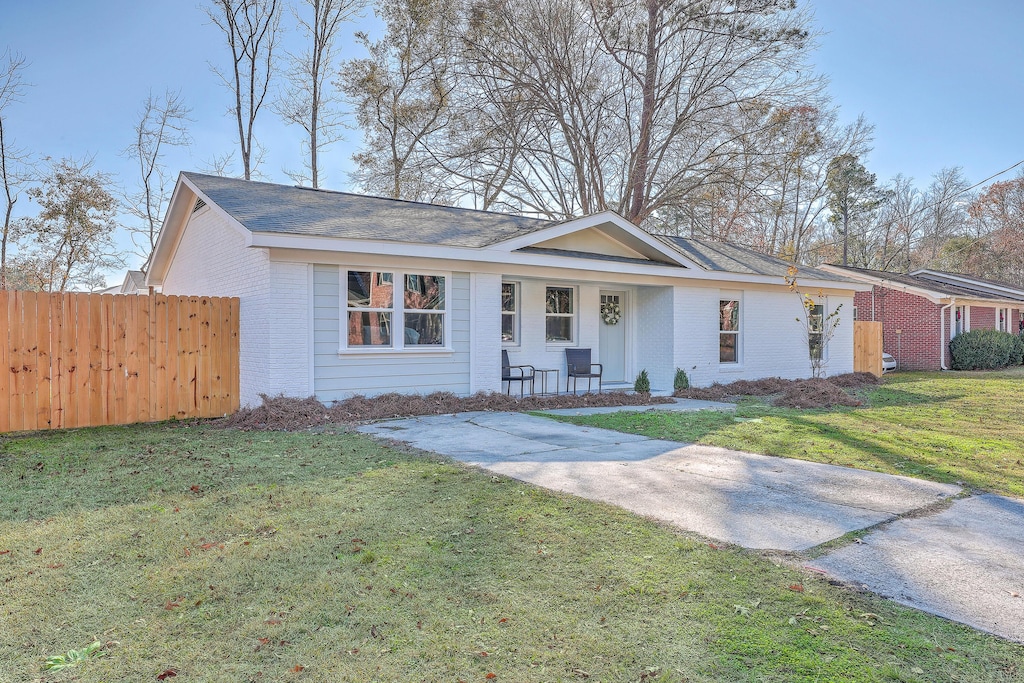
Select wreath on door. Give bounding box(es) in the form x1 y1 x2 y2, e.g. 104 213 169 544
601 301 622 325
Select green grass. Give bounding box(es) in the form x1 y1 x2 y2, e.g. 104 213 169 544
558 369 1024 499
1 423 1023 681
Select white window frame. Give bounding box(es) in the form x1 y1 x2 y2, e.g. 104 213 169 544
954 305 969 337
998 307 1010 332
501 281 520 346
719 294 741 365
808 298 828 361
340 269 452 354
544 284 577 346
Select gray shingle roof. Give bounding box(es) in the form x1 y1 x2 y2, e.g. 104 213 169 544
661 236 853 282
184 172 555 248
831 265 1024 302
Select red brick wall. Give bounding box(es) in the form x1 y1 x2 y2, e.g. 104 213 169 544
970 306 996 331
854 286 944 370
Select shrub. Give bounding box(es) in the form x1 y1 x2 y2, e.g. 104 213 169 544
1014 335 1024 366
949 329 1021 370
634 369 651 394
673 368 689 391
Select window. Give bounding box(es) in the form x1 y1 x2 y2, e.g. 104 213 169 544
998 307 1010 332
345 270 447 349
501 282 518 343
403 274 446 346
719 299 740 363
954 305 967 337
545 286 574 343
808 303 824 360
347 271 394 347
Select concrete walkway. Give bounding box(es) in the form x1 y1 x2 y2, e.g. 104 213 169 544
357 409 1024 642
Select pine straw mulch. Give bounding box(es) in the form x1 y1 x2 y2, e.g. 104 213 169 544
221 390 676 432
675 372 880 409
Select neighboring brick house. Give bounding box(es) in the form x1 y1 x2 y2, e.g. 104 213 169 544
819 265 1024 371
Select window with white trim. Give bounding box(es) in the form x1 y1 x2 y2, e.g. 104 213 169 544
954 305 967 337
545 286 575 343
347 271 394 347
501 282 518 343
808 303 825 360
344 270 447 349
719 298 740 363
998 307 1010 332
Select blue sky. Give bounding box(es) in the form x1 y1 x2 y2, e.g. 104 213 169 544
1 1 1022 276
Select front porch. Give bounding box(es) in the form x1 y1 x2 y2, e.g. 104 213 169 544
499 277 676 395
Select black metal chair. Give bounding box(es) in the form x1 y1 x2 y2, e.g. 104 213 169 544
565 348 602 394
502 349 535 397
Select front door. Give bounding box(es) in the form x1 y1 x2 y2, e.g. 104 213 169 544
599 291 627 382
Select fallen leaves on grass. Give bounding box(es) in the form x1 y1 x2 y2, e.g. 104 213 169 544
788 584 805 592
156 669 178 680
675 373 876 408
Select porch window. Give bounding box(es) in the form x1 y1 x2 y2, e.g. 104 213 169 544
501 282 518 343
808 303 824 360
403 274 446 346
719 299 740 363
347 271 394 347
545 286 575 343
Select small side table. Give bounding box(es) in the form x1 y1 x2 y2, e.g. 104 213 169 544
534 368 560 396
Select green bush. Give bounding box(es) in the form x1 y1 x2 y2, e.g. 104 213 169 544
633 369 651 394
673 368 689 391
1014 335 1024 366
949 329 1021 370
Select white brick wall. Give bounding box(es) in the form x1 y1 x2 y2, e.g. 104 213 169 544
160 207 311 406
635 286 675 391
470 272 502 393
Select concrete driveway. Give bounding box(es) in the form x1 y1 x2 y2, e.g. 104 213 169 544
358 408 1024 642
358 410 957 551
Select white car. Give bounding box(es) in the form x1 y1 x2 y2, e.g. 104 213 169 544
882 353 897 373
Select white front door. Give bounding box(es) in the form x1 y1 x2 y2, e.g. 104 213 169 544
599 291 627 382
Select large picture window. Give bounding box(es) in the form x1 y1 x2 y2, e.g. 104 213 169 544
545 286 575 343
719 299 740 363
345 270 447 350
501 282 518 343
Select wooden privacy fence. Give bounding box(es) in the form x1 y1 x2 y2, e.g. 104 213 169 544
2 291 239 433
853 320 884 376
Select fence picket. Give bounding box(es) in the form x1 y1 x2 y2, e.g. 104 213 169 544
1 292 239 432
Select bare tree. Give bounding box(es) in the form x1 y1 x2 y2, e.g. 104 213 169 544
207 0 281 180
916 166 972 263
122 90 192 273
0 49 32 290
19 158 123 292
277 0 362 188
339 0 460 201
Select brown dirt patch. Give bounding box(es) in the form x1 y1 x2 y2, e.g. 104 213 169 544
675 373 878 409
222 391 674 431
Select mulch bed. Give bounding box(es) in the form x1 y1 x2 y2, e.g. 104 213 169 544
675 372 879 409
222 391 675 432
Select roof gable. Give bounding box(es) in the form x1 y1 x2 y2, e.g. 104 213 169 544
491 212 697 268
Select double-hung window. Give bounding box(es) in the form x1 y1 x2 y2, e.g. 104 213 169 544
347 271 394 347
719 298 740 363
501 282 518 343
545 286 575 343
345 270 447 349
808 303 825 360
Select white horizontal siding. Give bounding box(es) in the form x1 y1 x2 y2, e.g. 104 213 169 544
313 264 471 400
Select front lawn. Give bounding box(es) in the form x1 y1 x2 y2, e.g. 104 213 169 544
559 369 1024 498
1 423 1022 681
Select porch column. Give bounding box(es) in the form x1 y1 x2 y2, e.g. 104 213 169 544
469 272 502 394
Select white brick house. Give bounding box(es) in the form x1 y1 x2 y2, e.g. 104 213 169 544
148 173 867 406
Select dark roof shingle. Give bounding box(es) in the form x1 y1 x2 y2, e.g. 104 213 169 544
184 172 554 248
